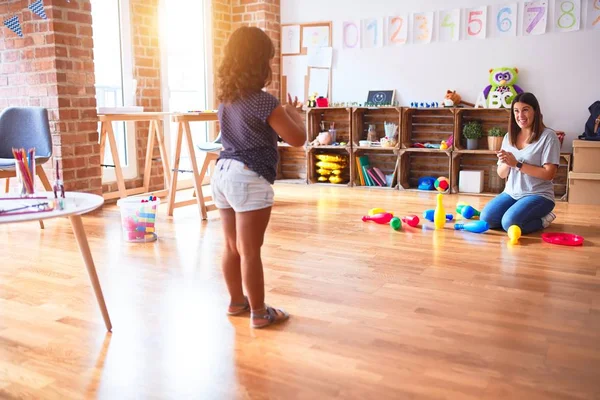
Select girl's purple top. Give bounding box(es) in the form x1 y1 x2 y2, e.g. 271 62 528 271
217 91 280 184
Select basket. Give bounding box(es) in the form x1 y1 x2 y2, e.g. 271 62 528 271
117 196 160 243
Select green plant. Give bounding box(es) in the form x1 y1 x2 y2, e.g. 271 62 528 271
487 127 504 137
463 121 483 140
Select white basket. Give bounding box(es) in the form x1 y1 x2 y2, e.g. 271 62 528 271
117 196 160 243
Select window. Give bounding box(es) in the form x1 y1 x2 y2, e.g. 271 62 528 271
160 0 212 179
91 0 137 181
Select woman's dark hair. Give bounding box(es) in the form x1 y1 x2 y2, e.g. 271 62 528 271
508 92 546 146
217 26 275 103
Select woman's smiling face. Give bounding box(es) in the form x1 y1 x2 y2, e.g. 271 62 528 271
513 101 535 130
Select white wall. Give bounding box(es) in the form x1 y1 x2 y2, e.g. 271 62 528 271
281 0 600 148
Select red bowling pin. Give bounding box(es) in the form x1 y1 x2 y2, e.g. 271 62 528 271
401 215 420 227
362 212 394 224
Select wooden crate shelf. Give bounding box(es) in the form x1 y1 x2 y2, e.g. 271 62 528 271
351 107 402 147
275 145 307 184
308 147 352 186
306 107 352 150
454 108 510 151
451 151 505 196
401 107 455 149
397 148 452 191
352 148 399 189
554 153 571 201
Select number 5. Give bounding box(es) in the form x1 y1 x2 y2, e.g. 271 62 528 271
468 10 483 35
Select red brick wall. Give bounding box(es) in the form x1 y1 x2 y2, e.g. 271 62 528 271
214 0 281 100
0 0 101 194
102 0 163 194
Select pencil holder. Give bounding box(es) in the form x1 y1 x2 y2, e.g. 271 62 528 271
14 159 35 197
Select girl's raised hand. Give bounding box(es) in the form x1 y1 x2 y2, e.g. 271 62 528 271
287 93 302 109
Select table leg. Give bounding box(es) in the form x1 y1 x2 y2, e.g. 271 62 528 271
4 178 9 193
167 122 184 216
142 120 156 193
183 121 208 220
69 215 112 332
105 122 127 199
99 122 107 167
155 119 172 190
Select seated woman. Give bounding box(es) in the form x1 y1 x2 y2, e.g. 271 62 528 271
480 92 560 234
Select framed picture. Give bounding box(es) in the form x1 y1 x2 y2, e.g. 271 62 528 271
366 90 395 106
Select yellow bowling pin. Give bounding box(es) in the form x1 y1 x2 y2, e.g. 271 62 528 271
434 193 446 230
507 225 521 245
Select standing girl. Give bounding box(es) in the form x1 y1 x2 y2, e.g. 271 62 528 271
212 26 306 328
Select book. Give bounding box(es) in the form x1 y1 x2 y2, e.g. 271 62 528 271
358 156 373 186
367 168 384 186
355 156 365 186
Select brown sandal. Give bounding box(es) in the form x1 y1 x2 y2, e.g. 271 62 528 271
227 296 250 316
251 305 289 329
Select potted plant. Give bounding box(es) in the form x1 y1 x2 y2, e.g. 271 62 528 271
487 126 505 151
463 121 483 150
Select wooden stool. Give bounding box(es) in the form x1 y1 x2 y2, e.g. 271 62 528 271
167 112 219 220
97 112 172 200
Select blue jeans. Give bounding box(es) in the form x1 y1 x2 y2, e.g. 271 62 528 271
480 192 555 234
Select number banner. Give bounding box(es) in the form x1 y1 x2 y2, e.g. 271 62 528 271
465 6 487 39
588 0 600 30
387 15 408 45
439 9 460 42
362 18 383 48
523 1 548 35
413 11 434 44
554 0 580 32
493 3 518 37
342 20 361 49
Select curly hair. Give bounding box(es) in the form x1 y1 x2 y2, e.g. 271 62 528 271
217 26 275 103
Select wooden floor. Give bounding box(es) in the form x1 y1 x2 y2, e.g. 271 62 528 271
1 185 599 399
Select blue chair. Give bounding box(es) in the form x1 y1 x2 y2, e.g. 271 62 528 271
0 107 54 228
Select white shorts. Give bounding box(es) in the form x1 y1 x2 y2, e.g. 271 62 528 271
211 159 274 212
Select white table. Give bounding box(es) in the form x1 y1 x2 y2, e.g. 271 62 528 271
0 192 112 331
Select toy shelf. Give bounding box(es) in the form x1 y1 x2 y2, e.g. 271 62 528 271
401 107 455 149
306 107 352 149
451 151 505 196
275 145 308 184
307 147 352 186
352 147 399 189
554 153 571 201
454 108 511 151
397 148 452 191
351 107 402 147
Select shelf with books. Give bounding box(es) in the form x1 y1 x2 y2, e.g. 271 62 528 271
397 148 452 192
351 107 402 147
307 147 352 186
353 148 399 189
306 107 352 150
454 108 510 151
401 107 455 149
275 145 308 184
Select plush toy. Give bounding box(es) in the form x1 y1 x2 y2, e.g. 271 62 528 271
483 67 523 106
442 90 474 107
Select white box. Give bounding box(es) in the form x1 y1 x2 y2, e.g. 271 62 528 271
459 170 484 193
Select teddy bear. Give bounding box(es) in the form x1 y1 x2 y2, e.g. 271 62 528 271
443 90 474 107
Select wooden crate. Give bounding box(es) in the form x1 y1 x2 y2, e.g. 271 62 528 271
351 107 402 147
306 107 352 150
275 145 307 184
451 151 505 195
397 148 452 191
454 108 510 151
308 147 352 186
554 153 571 201
352 148 399 189
401 108 455 149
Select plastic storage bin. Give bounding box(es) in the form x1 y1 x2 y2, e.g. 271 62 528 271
117 196 160 242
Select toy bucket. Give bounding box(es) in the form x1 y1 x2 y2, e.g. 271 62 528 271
117 196 160 243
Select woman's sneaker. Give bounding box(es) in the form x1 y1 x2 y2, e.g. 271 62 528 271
541 212 556 228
